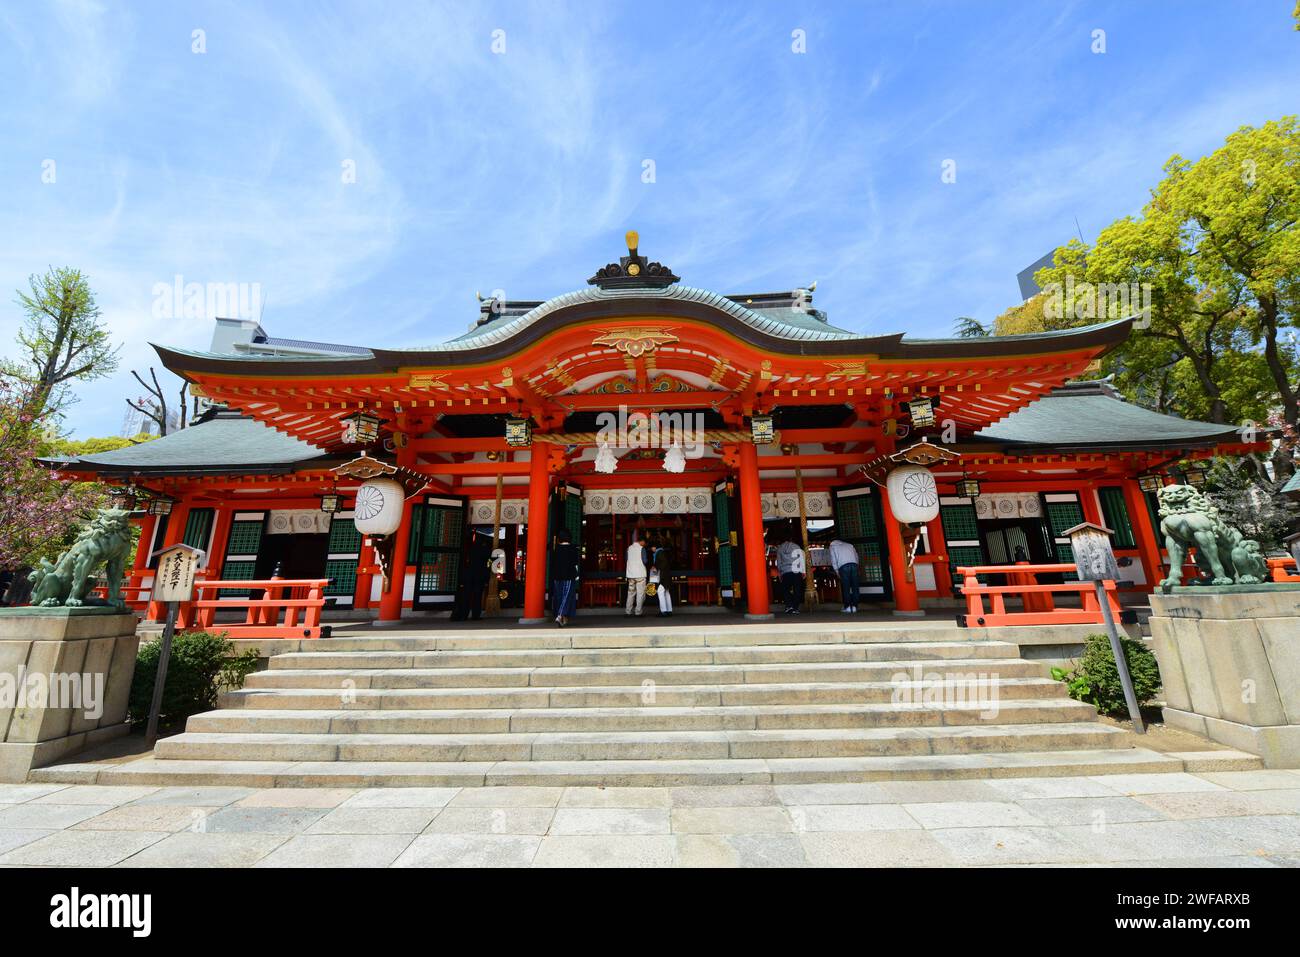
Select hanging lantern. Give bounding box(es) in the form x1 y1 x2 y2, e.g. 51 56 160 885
594 440 618 474
1137 473 1163 493
749 414 775 445
885 465 940 525
341 411 383 445
1183 460 1209 488
906 396 936 428
505 416 532 447
319 491 341 513
146 495 174 516
955 475 981 499
663 443 686 473
352 478 405 535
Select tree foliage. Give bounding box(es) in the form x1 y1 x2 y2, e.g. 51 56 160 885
4 267 120 421
0 376 104 572
997 118 1300 436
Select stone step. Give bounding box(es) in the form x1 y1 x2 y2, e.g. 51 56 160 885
243 655 1036 691
32 747 1215 788
187 697 1097 735
222 675 1068 710
307 624 974 652
265 641 1019 671
153 722 1129 763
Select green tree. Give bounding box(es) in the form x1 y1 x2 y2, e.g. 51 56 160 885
4 267 120 420
952 316 990 338
1029 118 1300 431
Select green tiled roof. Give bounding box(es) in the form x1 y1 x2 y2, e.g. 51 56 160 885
1281 471 1300 495
976 380 1242 451
446 284 859 348
43 412 329 474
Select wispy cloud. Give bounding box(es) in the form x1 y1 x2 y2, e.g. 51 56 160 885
0 0 1297 436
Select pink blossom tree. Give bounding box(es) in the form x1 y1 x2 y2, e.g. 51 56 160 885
0 376 97 576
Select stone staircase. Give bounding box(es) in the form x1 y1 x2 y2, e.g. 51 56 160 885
32 620 1259 787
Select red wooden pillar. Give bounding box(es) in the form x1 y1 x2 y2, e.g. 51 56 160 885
737 442 772 619
377 499 414 622
926 514 953 599
147 498 190 621
1080 484 1104 526
132 513 157 576
521 447 552 622
879 487 922 616
206 506 232 575
1123 478 1163 592
353 539 374 610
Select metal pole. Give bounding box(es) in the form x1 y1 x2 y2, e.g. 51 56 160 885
1094 580 1145 734
145 601 178 746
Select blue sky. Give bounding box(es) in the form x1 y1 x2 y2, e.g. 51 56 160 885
3 0 1298 438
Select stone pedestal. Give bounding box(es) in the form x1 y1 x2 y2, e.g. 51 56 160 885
0 608 140 782
1150 588 1300 767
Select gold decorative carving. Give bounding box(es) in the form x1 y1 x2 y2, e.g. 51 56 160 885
591 328 679 357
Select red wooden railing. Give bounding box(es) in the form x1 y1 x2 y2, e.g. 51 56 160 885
176 578 330 639
1267 556 1300 583
956 562 1127 628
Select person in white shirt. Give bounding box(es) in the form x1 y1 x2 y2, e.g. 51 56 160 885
625 533 649 616
828 538 860 613
778 536 807 614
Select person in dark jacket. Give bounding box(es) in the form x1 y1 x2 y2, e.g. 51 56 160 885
550 530 581 626
451 529 494 621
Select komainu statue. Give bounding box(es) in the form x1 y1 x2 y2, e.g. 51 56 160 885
28 508 135 610
1157 484 1269 588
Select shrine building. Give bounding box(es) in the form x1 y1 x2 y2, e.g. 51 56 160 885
47 233 1263 623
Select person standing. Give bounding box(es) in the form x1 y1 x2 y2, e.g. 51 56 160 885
828 538 860 613
625 532 649 617
776 536 805 614
549 529 581 627
451 529 493 621
652 538 674 617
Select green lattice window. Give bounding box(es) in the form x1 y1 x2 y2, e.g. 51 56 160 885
856 541 884 585
714 489 735 586
947 544 986 589
837 494 878 539
183 508 214 551
325 559 357 597
1055 542 1078 580
328 516 361 553
217 559 257 598
940 503 979 542
1045 500 1085 538
408 505 463 561
226 519 264 556
563 494 582 544
1098 487 1136 548
416 553 459 593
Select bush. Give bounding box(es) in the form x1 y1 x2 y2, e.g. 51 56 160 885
128 631 260 731
1051 633 1161 717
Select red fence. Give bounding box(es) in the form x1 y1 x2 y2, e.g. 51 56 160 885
955 562 1131 628
177 578 330 639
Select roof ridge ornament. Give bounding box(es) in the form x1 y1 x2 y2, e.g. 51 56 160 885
588 230 680 290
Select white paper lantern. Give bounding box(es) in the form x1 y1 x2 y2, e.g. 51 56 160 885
353 478 406 536
885 465 939 525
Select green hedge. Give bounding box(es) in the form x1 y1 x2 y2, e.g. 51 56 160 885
128 631 259 732
1052 633 1161 718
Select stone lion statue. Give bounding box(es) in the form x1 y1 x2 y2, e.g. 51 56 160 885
1157 484 1268 588
28 508 135 610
